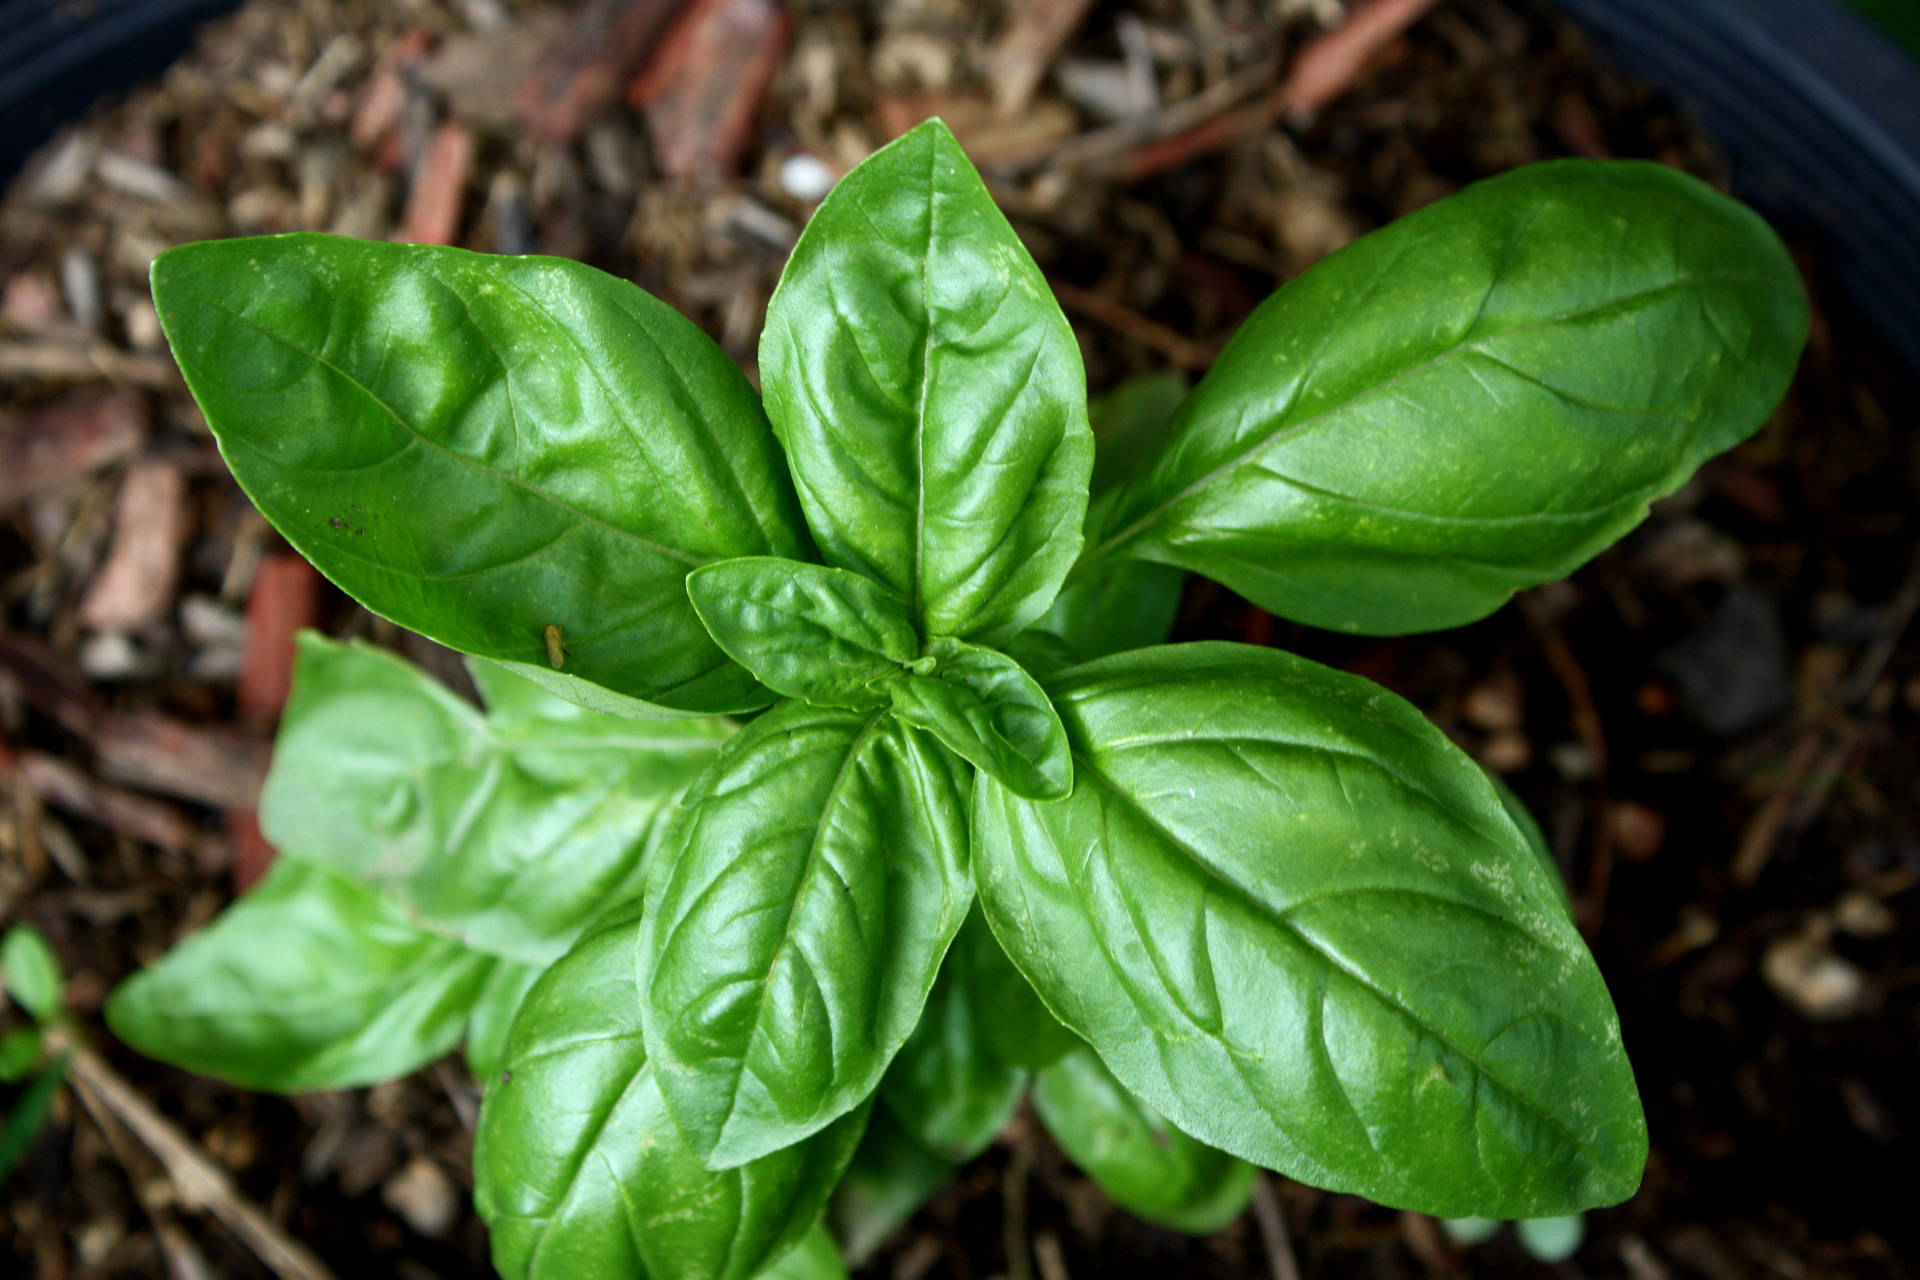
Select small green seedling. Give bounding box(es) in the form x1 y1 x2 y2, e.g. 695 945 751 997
111 119 1806 1277
1447 1213 1588 1263
1 924 71 1183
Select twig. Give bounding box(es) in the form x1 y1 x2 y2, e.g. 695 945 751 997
1731 722 1865 887
1838 549 1920 707
1002 1144 1035 1280
1048 280 1218 369
987 0 1098 119
1279 0 1441 117
1050 57 1278 173
1250 1176 1303 1280
0 340 182 390
1520 593 1613 935
1034 1232 1073 1280
61 1040 339 1280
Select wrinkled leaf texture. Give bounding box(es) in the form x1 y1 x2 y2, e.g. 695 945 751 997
973 643 1646 1218
476 909 864 1280
638 699 973 1169
152 234 808 716
760 119 1093 644
1084 161 1808 635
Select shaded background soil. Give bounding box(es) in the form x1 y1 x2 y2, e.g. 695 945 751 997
1 1 1915 1277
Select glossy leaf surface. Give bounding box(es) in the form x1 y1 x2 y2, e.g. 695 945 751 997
1 925 63 1023
1085 161 1809 635
879 917 1027 1161
1028 374 1187 665
829 1108 958 1266
890 638 1071 800
106 861 498 1091
950 909 1076 1071
266 634 725 965
759 1225 848 1280
639 700 972 1168
688 557 919 709
973 643 1646 1217
760 119 1093 643
1034 1044 1257 1234
475 910 865 1280
153 234 808 715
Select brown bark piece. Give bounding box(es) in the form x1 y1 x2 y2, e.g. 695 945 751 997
350 27 435 154
399 121 476 245
1278 0 1440 117
0 390 149 510
519 0 687 144
78 458 190 631
877 93 1077 169
986 0 1097 119
237 554 321 728
630 0 791 182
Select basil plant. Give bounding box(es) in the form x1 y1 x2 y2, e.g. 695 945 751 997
109 120 1806 1276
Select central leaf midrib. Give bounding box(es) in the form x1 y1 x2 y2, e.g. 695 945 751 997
179 280 706 570
1071 754 1606 1171
713 708 889 1146
1082 268 1779 571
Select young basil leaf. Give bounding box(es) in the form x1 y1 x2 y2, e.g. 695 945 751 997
106 861 499 1091
760 118 1094 644
1025 560 1185 668
687 557 919 710
266 633 725 965
152 234 810 717
1025 374 1189 666
0 1027 42 1083
949 909 1077 1072
1034 1043 1258 1235
638 699 973 1169
1084 161 1809 635
758 1224 849 1280
971 642 1647 1219
889 638 1071 801
0 1052 66 1182
829 1108 958 1267
1487 772 1574 920
0 925 63 1024
463 958 544 1084
1085 371 1188 535
878 918 1027 1162
475 909 866 1280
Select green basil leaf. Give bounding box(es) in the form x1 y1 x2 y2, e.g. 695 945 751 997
950 909 1077 1071
1087 371 1188 525
267 633 725 965
152 234 809 716
1085 161 1808 635
0 1027 42 1083
1026 561 1185 668
760 118 1094 643
0 925 63 1023
972 642 1646 1218
463 958 544 1084
758 1224 848 1280
1025 374 1188 666
1487 773 1573 920
106 861 498 1091
688 557 919 709
878 917 1027 1161
1034 1043 1257 1234
828 1108 958 1267
890 638 1071 801
638 700 972 1169
0 1052 66 1182
475 909 865 1280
